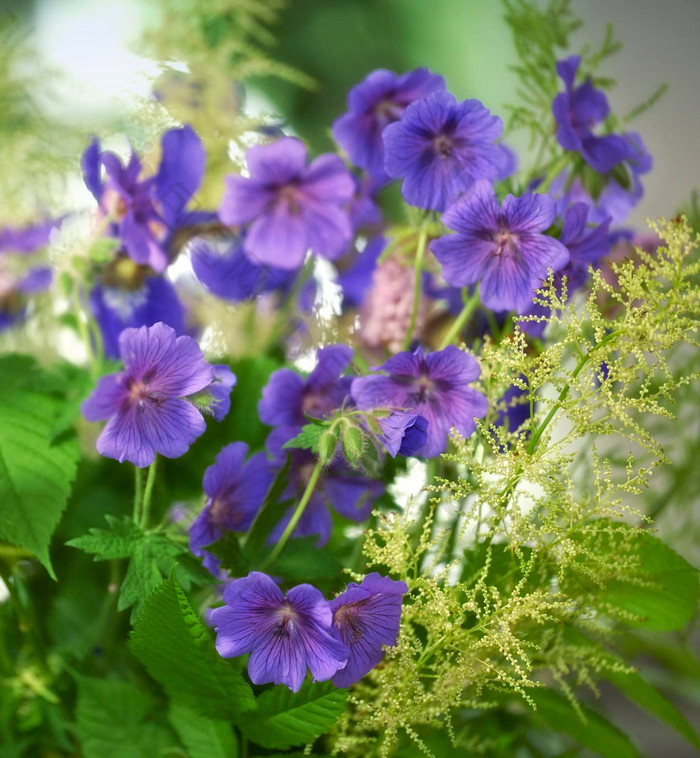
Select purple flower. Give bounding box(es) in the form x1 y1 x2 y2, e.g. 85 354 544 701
519 202 610 337
347 175 383 233
81 322 215 467
89 267 186 359
382 91 504 212
351 345 488 458
210 571 349 692
496 383 531 434
266 427 383 546
431 181 569 313
332 68 446 184
189 443 272 575
375 411 429 458
259 344 353 429
218 137 355 270
82 125 205 272
329 572 407 687
552 56 631 174
189 236 295 301
598 132 652 224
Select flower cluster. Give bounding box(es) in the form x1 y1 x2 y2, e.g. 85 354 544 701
211 571 407 692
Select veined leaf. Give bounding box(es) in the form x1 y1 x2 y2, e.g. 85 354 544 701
169 701 238 758
528 688 638 758
0 354 80 577
239 680 346 750
130 571 255 720
605 669 700 751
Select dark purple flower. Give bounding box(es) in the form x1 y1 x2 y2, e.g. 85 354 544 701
189 443 272 574
218 137 355 270
351 345 488 458
329 572 408 687
89 268 186 359
519 202 610 337
81 322 214 467
259 344 353 429
266 427 383 546
189 236 295 301
210 571 349 692
0 218 59 253
552 56 631 174
382 91 504 212
431 181 569 313
82 125 205 272
332 68 446 184
336 236 385 308
375 411 429 458
347 175 383 233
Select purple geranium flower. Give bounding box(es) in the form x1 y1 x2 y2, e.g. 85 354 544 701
375 411 429 458
189 236 295 301
552 56 631 174
210 571 349 692
351 345 488 458
204 365 237 422
218 137 355 270
598 132 652 225
382 91 504 212
329 572 408 688
89 266 186 359
266 427 383 546
189 443 272 575
82 125 205 272
431 181 569 313
81 322 215 467
519 201 610 337
332 68 446 184
259 344 353 429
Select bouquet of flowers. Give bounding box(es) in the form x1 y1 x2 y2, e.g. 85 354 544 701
1 1 698 756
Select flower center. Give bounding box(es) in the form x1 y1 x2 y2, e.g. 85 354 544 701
374 98 403 125
414 374 435 403
273 603 298 638
432 134 453 158
335 603 365 643
494 228 519 257
127 375 165 413
279 184 302 216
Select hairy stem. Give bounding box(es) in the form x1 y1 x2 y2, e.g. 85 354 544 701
140 457 158 530
133 466 144 524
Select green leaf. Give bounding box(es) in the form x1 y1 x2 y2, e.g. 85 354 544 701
601 531 699 631
66 515 142 560
239 680 347 750
169 701 238 758
605 670 700 751
68 516 209 618
528 689 638 758
0 354 80 577
130 571 256 721
283 421 325 453
75 676 175 758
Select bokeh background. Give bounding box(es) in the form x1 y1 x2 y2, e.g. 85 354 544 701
3 0 700 225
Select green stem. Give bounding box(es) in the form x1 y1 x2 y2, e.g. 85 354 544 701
133 466 144 524
439 290 480 349
261 460 323 570
140 457 158 530
402 227 429 351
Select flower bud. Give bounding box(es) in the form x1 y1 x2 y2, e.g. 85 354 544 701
318 430 338 465
342 425 364 466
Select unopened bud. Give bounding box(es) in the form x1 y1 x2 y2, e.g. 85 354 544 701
342 425 364 465
318 430 338 464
